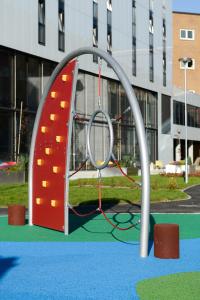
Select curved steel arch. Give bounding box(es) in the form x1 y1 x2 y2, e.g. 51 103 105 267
29 47 150 258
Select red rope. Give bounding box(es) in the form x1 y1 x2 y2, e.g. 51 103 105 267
98 182 137 231
115 115 123 122
69 205 98 217
113 159 136 184
99 207 137 231
69 159 88 178
69 169 138 228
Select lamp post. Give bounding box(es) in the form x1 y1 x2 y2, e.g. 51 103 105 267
179 57 192 184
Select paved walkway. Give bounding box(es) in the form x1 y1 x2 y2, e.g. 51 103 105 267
78 184 200 214
1 185 200 216
104 185 200 213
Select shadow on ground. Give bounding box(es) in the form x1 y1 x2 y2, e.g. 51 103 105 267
0 256 19 280
69 198 141 246
69 198 141 232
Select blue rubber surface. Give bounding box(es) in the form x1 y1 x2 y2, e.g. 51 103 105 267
0 239 200 299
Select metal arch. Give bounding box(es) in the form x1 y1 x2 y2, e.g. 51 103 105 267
87 109 114 170
29 47 150 258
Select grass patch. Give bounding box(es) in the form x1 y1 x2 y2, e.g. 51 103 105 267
0 183 28 207
0 175 199 207
136 272 200 300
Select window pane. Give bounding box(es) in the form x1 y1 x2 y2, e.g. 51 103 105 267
147 92 157 128
38 0 45 44
180 30 186 38
108 81 118 119
58 0 65 51
0 111 13 160
187 30 193 39
121 125 135 159
161 94 171 134
146 129 157 162
0 51 13 108
18 113 35 155
43 61 57 91
27 58 40 111
16 54 27 109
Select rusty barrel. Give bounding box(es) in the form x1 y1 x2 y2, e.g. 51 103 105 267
154 223 179 259
8 204 26 225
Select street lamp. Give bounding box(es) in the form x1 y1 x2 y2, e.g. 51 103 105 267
179 57 192 184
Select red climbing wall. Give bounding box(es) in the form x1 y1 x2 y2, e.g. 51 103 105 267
32 60 77 231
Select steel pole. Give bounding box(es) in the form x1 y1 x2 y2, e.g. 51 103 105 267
184 66 188 184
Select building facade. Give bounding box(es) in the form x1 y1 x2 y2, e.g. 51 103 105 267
172 11 200 164
0 0 173 167
173 12 200 94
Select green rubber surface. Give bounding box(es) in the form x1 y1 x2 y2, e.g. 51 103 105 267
1 213 200 242
136 272 200 300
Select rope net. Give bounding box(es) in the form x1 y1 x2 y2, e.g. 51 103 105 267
68 58 140 229
68 158 140 230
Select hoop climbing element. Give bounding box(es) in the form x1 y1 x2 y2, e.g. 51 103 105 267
87 109 114 170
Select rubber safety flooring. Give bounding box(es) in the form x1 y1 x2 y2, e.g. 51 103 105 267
0 213 200 299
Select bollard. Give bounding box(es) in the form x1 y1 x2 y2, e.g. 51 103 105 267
154 223 179 259
8 204 26 225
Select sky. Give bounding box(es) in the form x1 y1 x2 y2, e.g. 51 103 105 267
173 0 200 13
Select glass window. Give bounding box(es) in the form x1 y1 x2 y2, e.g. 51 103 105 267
58 0 65 51
163 18 166 86
197 108 200 128
17 113 35 155
132 0 136 76
27 58 41 111
75 73 85 115
16 54 27 109
38 0 45 45
149 45 154 82
93 1 98 62
173 100 185 125
121 125 135 159
161 94 171 134
135 89 146 124
42 61 57 92
0 51 13 108
120 85 133 125
180 29 186 39
163 19 166 37
0 111 13 160
149 11 154 33
146 129 157 162
107 0 112 11
107 9 112 55
163 52 166 86
180 29 194 40
146 92 157 128
108 81 118 119
188 30 193 39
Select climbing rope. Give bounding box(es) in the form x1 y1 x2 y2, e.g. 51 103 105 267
68 157 88 178
68 203 98 217
111 154 141 187
97 171 140 230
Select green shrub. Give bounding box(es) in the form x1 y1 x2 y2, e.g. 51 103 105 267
168 177 178 190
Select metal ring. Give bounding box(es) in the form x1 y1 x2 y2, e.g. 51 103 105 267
87 109 114 170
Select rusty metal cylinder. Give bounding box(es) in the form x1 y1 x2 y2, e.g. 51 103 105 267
8 205 26 225
154 223 179 259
